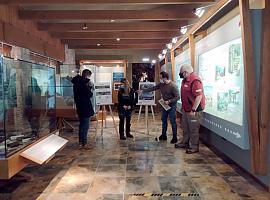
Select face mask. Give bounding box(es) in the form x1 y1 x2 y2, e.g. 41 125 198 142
160 79 164 83
179 72 184 79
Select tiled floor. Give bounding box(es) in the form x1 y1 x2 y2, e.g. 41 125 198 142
0 115 269 200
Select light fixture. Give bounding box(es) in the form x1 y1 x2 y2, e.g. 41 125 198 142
172 37 178 44
162 49 167 55
194 7 205 18
166 43 173 50
100 65 103 68
158 54 163 60
116 65 120 68
152 60 156 64
180 26 188 34
82 23 88 30
97 43 101 46
110 19 115 22
116 38 120 42
142 58 150 62
72 70 75 73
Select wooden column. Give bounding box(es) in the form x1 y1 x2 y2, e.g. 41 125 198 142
258 0 270 175
239 0 260 173
189 34 195 70
171 50 176 81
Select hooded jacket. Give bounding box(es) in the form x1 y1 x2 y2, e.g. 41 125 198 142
71 75 94 118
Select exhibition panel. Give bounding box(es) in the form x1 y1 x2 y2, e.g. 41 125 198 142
0 57 56 158
174 48 191 111
195 15 249 149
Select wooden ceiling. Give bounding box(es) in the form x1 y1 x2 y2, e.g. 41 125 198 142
2 0 216 51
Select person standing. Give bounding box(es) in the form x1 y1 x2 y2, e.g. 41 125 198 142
140 71 180 144
175 64 206 154
72 69 94 148
118 78 135 140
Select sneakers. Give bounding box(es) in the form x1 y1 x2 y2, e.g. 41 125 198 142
175 143 188 149
158 135 167 141
186 148 199 154
120 135 126 140
170 137 178 144
126 133 134 138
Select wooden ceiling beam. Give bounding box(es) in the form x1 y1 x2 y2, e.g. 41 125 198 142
62 39 170 45
52 31 180 39
19 9 196 20
37 21 186 32
2 0 215 5
68 44 164 49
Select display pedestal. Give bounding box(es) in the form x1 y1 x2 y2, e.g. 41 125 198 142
134 104 159 141
94 104 118 142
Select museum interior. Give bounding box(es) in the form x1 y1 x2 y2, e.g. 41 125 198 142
0 0 270 199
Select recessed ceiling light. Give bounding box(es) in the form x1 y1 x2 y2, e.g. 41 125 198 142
110 19 115 22
100 65 103 68
158 54 163 60
97 43 101 46
142 58 150 62
116 65 120 68
180 26 188 34
152 60 156 64
82 23 88 30
116 38 120 42
194 8 205 18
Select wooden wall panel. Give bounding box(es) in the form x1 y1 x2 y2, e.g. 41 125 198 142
258 0 270 174
0 5 64 61
239 0 260 173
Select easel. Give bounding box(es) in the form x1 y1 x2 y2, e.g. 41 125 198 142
94 104 118 142
134 103 159 141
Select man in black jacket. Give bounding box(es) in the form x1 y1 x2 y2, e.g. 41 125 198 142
72 69 94 148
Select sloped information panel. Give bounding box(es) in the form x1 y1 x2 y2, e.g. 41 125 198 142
20 134 68 164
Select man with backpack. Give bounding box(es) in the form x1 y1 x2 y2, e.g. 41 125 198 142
175 64 206 154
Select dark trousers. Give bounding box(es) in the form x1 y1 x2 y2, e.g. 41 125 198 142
79 117 90 145
161 103 177 138
181 111 202 150
119 109 132 136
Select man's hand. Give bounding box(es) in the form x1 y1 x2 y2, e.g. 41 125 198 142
123 105 128 110
128 106 131 110
164 100 170 105
189 111 196 118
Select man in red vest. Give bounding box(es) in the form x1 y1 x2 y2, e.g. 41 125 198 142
175 64 206 154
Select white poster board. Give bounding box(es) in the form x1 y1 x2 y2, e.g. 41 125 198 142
138 82 156 105
95 82 112 105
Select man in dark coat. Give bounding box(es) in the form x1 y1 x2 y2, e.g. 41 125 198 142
72 69 94 148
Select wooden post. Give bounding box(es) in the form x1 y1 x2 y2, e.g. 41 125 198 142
258 0 270 175
189 34 195 70
239 0 260 173
171 50 176 81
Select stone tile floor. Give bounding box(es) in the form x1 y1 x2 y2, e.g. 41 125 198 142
0 116 270 200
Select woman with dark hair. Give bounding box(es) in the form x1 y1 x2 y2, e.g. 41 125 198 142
118 78 135 140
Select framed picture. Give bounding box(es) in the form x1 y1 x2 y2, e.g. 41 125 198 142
138 82 155 105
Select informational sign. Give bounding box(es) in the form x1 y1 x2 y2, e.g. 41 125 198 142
95 82 112 105
113 72 124 82
138 82 155 105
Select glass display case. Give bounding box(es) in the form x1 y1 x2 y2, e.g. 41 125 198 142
0 57 56 158
195 15 249 149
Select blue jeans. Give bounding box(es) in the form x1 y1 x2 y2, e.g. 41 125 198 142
161 104 177 138
79 117 90 145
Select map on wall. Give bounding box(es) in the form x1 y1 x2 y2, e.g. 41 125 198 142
198 38 244 126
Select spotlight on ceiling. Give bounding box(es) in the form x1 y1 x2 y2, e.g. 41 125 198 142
172 37 178 44
82 23 88 30
158 54 163 60
116 38 120 42
110 19 115 22
152 60 156 64
162 49 167 55
180 26 188 35
194 7 205 18
166 43 173 50
97 43 101 46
